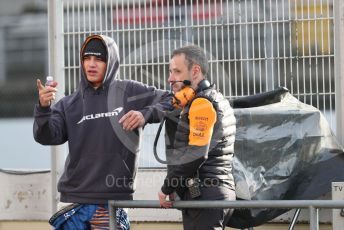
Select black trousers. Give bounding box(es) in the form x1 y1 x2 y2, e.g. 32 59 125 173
182 186 236 230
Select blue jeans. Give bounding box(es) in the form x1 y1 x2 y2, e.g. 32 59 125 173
50 204 130 230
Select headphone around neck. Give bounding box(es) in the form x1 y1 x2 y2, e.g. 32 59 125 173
171 79 211 109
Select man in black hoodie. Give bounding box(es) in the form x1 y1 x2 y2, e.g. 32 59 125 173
34 34 169 229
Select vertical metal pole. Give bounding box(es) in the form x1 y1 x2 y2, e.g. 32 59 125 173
48 0 66 214
334 0 344 144
108 201 117 230
309 206 319 230
0 28 5 84
47 0 57 215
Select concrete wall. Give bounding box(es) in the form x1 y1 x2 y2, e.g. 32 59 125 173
0 170 51 220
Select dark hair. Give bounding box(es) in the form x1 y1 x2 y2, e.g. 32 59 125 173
172 45 209 76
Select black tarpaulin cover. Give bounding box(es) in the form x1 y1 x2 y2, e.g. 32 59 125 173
227 88 344 228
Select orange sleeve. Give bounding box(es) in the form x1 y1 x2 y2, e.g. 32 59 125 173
188 98 216 146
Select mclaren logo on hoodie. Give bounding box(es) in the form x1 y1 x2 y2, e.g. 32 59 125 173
77 107 123 124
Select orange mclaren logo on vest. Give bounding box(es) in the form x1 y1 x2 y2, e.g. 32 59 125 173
188 98 216 146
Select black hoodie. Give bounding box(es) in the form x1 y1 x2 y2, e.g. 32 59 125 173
33 35 169 203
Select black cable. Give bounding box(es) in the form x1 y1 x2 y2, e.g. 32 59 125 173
153 117 168 164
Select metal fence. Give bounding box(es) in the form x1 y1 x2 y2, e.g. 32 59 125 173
56 0 335 106
108 199 344 230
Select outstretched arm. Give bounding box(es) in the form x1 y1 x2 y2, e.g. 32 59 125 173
33 79 67 145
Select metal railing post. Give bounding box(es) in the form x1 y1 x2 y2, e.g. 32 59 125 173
309 206 319 230
109 203 117 230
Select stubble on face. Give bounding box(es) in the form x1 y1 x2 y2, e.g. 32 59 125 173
169 54 192 93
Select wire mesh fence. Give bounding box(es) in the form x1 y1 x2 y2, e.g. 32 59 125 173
61 0 334 105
